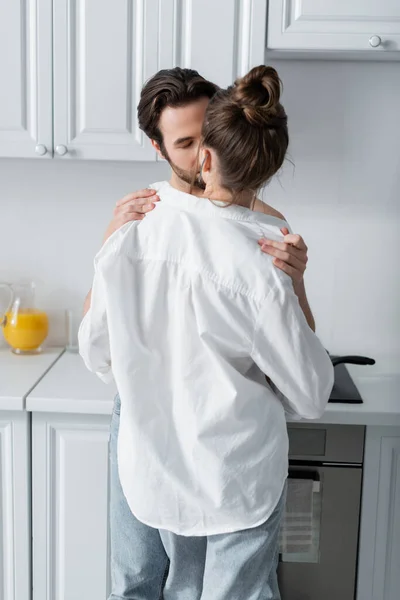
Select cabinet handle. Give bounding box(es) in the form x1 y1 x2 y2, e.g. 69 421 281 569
35 144 47 156
55 145 68 156
369 35 382 48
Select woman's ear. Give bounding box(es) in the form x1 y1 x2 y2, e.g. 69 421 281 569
201 149 212 174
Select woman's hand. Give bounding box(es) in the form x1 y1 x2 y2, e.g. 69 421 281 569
103 189 159 244
259 228 315 330
258 227 308 287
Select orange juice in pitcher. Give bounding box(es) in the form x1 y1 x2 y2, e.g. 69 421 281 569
0 283 49 354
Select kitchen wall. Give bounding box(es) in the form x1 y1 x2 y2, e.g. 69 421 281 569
1 60 399 370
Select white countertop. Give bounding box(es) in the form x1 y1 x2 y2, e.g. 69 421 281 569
0 347 65 411
313 368 400 426
25 351 400 426
26 350 117 414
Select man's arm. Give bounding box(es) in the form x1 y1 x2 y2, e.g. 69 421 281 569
82 189 160 316
83 289 92 317
79 256 113 384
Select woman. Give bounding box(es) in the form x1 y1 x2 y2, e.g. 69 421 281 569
79 65 334 600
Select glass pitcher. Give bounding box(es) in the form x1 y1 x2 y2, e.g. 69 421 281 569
0 282 49 354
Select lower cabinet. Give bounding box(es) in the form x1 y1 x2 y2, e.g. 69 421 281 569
32 412 111 600
28 414 400 600
357 427 400 600
0 411 31 600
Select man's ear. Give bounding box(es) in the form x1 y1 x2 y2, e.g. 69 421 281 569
151 139 165 160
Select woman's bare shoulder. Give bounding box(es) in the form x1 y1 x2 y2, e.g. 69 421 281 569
253 199 286 221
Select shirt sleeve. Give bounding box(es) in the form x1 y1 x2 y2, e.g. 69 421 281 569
251 280 334 420
78 220 141 384
78 252 114 385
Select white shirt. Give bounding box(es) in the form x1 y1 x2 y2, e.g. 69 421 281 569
78 181 334 536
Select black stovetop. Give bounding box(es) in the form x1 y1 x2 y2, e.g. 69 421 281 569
329 362 363 404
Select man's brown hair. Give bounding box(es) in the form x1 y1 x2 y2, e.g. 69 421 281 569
137 67 218 153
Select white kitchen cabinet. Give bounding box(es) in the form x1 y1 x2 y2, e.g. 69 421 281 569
32 412 111 600
0 348 64 600
161 0 268 88
1 0 267 161
52 0 267 160
0 0 52 158
52 0 160 161
267 1 400 53
357 426 400 600
0 411 31 600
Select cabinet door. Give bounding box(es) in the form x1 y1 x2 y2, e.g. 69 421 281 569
53 0 161 161
0 0 52 158
52 0 268 162
267 1 400 52
0 412 31 600
158 0 267 88
357 427 400 600
32 413 111 600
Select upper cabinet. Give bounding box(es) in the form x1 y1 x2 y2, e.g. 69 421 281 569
267 0 400 53
0 0 53 159
52 0 160 161
1 0 266 161
1 1 399 160
169 0 267 88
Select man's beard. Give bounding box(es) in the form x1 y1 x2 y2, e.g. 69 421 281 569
162 148 205 191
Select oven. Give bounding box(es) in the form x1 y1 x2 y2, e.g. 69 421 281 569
277 423 365 600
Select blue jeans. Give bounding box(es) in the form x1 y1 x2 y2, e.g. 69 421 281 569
108 394 285 600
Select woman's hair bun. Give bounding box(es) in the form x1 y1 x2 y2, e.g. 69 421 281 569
233 65 283 127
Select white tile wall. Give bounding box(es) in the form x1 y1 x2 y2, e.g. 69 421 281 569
0 60 399 371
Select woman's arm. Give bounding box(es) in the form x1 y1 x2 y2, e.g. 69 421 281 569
292 279 315 332
253 201 315 331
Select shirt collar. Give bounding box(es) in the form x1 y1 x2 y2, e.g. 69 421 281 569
151 181 289 229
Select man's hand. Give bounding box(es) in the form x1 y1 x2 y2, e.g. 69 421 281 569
84 189 159 317
103 188 159 244
258 227 308 287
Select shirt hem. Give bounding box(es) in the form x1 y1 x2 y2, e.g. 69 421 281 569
96 370 114 384
122 475 288 537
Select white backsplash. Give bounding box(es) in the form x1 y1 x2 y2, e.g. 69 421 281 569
1 60 399 371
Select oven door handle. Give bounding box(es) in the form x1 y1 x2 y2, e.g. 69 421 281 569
288 469 320 481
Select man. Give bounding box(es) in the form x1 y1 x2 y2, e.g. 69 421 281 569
83 68 315 599
86 68 313 331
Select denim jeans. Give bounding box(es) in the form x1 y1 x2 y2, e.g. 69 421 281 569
108 394 285 600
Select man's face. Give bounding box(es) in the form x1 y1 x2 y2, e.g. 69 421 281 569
153 97 210 189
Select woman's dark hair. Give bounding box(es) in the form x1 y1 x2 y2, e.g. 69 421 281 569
201 65 289 199
138 68 219 152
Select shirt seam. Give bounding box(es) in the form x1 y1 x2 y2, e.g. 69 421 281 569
119 251 268 302
94 222 135 271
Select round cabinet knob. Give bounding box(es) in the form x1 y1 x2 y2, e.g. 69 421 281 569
35 144 47 156
369 35 382 48
55 145 68 156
